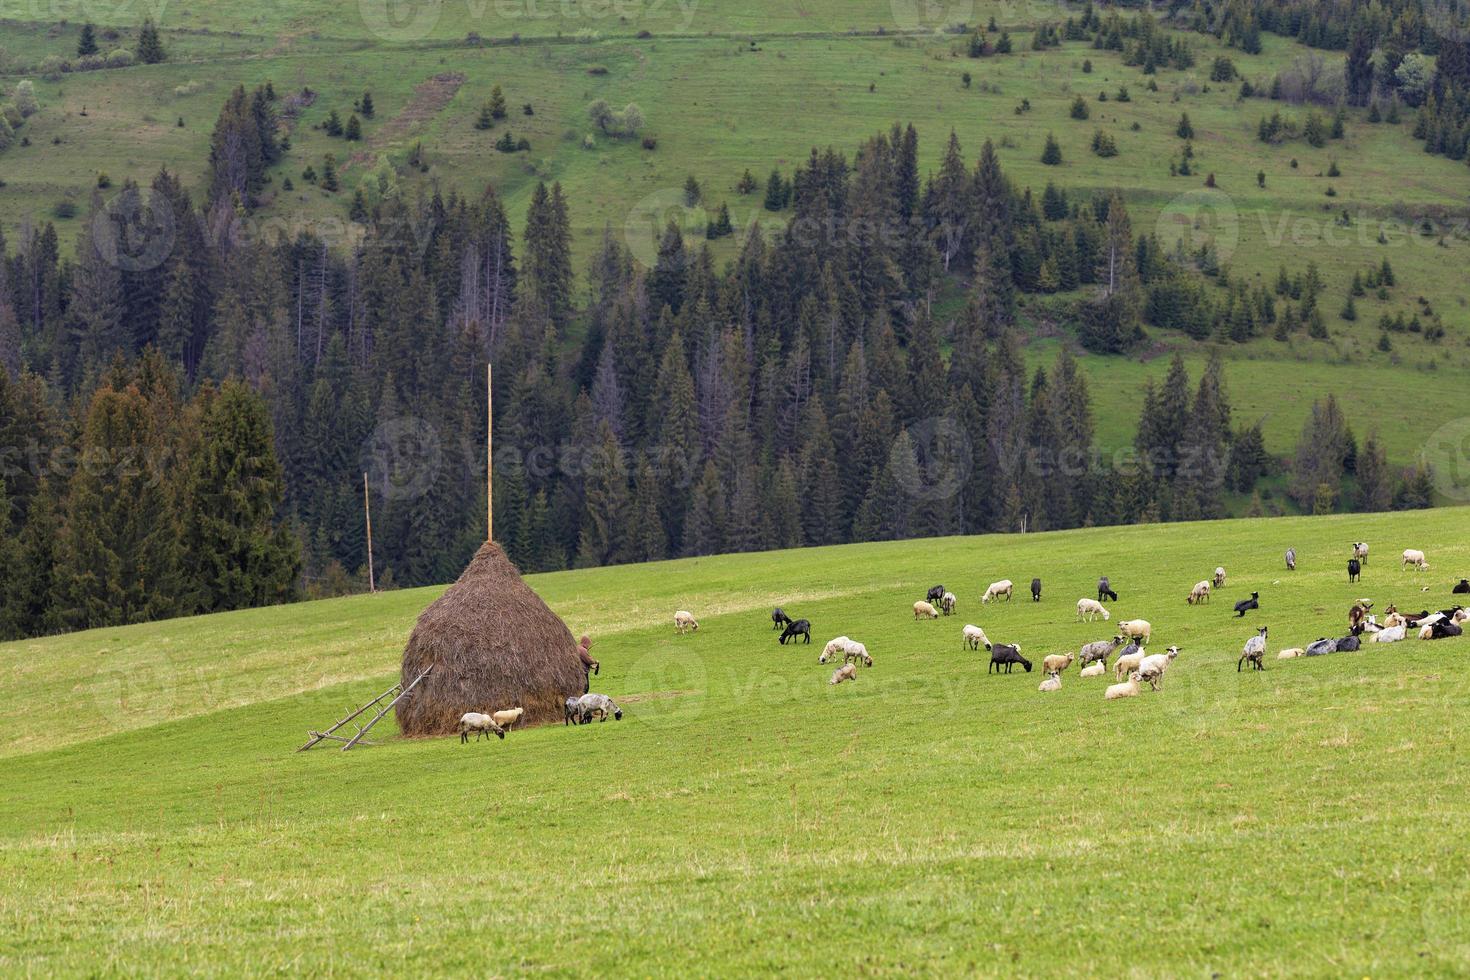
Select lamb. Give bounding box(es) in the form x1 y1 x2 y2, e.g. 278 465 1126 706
1118 619 1152 644
1285 547 1296 571
1041 653 1075 675
1105 671 1143 700
1233 592 1260 617
842 641 873 667
458 712 506 742
1078 636 1124 668
914 600 940 620
988 643 1031 674
1079 661 1106 678
1352 541 1369 565
1031 578 1042 602
829 663 858 685
1097 576 1118 603
982 579 1014 603
674 610 699 634
926 585 946 604
576 693 622 722
1238 626 1268 671
1038 671 1062 693
1277 647 1305 659
1137 646 1179 690
491 707 524 731
962 624 991 651
1214 567 1227 588
1371 624 1407 643
1454 579 1470 595
940 591 957 616
1402 548 1429 570
1113 645 1147 681
1076 597 1110 622
1305 638 1338 657
778 619 812 644
771 607 793 630
819 636 851 664
1187 581 1211 605
1348 558 1362 582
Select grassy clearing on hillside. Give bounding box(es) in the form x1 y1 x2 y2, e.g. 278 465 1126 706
4 509 1470 973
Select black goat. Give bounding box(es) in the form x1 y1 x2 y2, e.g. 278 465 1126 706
926 585 946 604
1430 620 1464 639
1234 591 1260 617
778 619 812 645
1454 579 1470 595
771 607 793 630
1336 634 1362 652
988 643 1031 673
1097 576 1118 603
1348 558 1361 583
1030 577 1042 601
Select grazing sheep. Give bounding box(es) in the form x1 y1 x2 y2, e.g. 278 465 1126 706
1038 671 1062 693
1119 619 1152 644
674 610 700 634
1348 558 1362 582
940 591 957 616
576 693 622 722
458 712 506 742
1372 624 1407 643
843 641 873 667
1187 581 1211 605
1031 578 1042 601
1113 646 1147 682
771 607 793 630
829 663 858 685
1105 671 1143 700
1138 646 1179 690
914 600 941 620
491 707 524 731
1097 576 1118 603
1239 626 1268 671
779 619 812 644
1402 548 1429 570
926 584 946 604
819 636 852 664
962 623 991 651
1285 547 1296 571
1042 653 1075 675
1277 647 1305 659
1454 579 1470 595
1079 661 1106 678
564 697 586 725
1076 597 1110 622
1079 636 1124 668
1352 541 1369 565
988 643 1031 674
1214 567 1227 588
1305 638 1338 657
1234 592 1260 618
982 579 1014 603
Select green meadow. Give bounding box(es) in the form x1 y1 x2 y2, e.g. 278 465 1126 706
4 508 1470 973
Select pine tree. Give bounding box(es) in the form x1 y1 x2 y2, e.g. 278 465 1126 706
77 22 98 56
489 84 507 119
321 154 339 192
345 114 362 141
360 91 374 117
136 17 166 63
1176 112 1194 139
575 421 630 566
1041 132 1063 165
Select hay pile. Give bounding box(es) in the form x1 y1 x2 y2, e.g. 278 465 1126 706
396 540 584 735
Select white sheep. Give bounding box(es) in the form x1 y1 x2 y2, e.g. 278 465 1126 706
1371 625 1407 643
1213 566 1227 588
1187 581 1210 605
1352 541 1369 564
941 591 957 615
1277 647 1305 659
1038 671 1062 693
1114 648 1147 682
962 624 991 651
674 610 699 634
914 600 940 620
843 640 873 667
491 707 524 731
1076 597 1110 622
1137 646 1179 691
1119 619 1152 644
458 712 505 743
1402 548 1429 570
819 636 851 664
829 663 858 685
1079 661 1105 678
981 579 1014 603
1105 671 1142 700
1042 653 1075 674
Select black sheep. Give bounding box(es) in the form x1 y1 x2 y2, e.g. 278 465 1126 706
1234 591 1260 617
1348 558 1361 583
988 643 1031 673
771 607 793 630
778 619 812 645
1030 577 1042 601
926 585 946 604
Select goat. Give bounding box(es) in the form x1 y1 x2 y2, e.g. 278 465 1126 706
1348 558 1361 583
779 619 812 645
1238 626 1267 671
1031 577 1042 602
771 607 793 630
1285 547 1296 571
926 585 946 604
1454 579 1470 595
988 643 1031 674
1097 576 1117 603
1234 591 1260 617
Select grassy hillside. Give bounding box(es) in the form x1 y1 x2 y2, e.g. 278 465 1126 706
4 509 1470 973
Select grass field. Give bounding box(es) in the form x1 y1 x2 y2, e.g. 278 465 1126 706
4 508 1470 973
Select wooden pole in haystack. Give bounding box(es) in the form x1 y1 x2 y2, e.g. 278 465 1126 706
363 471 375 593
493 362 499 543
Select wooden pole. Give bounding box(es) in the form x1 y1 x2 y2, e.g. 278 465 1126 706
493 362 499 543
363 471 375 593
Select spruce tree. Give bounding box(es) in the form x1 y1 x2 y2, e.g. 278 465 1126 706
136 17 166 63
77 22 98 56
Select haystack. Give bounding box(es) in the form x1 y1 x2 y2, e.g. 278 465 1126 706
396 540 584 735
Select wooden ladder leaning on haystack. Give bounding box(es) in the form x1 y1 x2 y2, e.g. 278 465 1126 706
297 665 433 752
